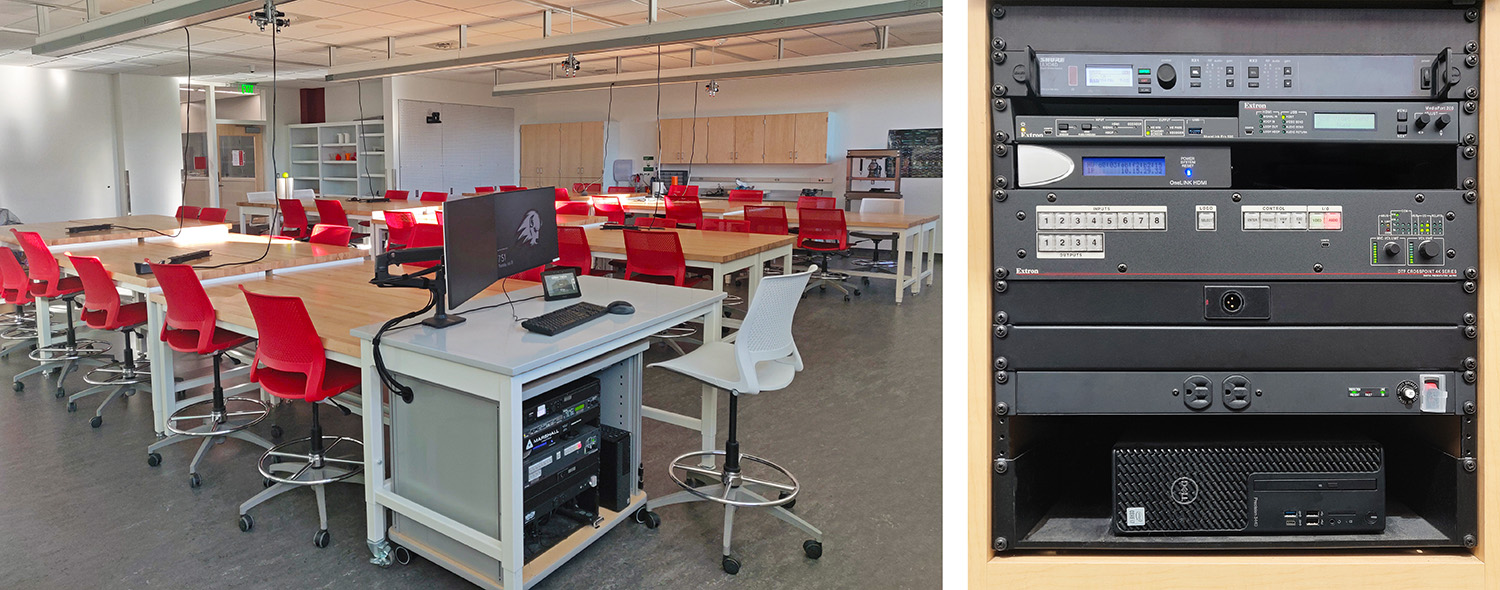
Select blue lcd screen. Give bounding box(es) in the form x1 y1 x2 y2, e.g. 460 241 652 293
1081 157 1167 177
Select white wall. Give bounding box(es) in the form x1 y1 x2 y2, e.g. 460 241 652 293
0 66 124 222
117 74 184 216
326 80 385 122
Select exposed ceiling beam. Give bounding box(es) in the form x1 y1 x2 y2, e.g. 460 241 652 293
31 0 298 57
490 43 939 97
326 0 940 82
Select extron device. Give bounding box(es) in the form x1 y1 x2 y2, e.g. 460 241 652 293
989 1 1479 553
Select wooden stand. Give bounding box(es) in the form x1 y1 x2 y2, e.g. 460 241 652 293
845 148 903 209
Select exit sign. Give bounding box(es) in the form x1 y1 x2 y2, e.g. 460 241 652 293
239 82 256 94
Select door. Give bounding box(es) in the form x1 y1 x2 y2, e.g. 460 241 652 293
659 118 684 163
706 116 736 164
764 114 797 164
688 117 711 164
216 123 264 223
733 116 765 164
794 112 829 164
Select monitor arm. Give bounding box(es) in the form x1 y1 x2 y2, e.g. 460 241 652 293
370 246 466 328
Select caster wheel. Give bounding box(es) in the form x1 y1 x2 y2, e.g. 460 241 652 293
238 514 253 532
314 529 331 548
147 453 161 467
270 425 283 439
819 286 827 293
863 277 871 286
635 508 661 529
801 294 808 300
394 545 412 565
803 540 823 560
722 555 741 575
263 477 274 488
55 388 65 398
723 310 732 318
854 289 861 296
189 473 201 488
66 401 76 412
89 416 102 428
843 296 851 302
12 381 22 391
779 491 796 510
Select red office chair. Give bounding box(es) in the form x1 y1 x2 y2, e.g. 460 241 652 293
623 230 699 287
633 217 677 229
475 186 497 193
277 199 313 239
176 206 202 220
796 208 860 301
667 185 699 197
745 206 790 235
11 230 109 395
701 219 749 232
728 190 764 204
384 211 417 250
665 194 703 228
309 224 353 247
555 201 591 215
573 182 602 195
499 185 523 192
607 186 635 193
384 190 410 200
556 226 609 276
591 196 627 224
314 199 368 243
198 207 229 223
419 191 448 203
0 247 41 359
797 196 836 210
402 223 443 270
65 255 151 427
554 188 572 202
146 262 274 488
236 286 363 548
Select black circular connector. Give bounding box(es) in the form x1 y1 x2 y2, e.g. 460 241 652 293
1220 291 1244 314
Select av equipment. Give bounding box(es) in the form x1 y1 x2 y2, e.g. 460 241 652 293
1112 439 1386 535
989 1 1478 554
597 425 633 513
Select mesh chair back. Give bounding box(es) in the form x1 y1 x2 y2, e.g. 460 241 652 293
666 185 699 197
701 219 748 232
476 186 496 193
198 207 228 222
277 199 311 238
607 186 634 193
385 211 417 247
151 262 218 352
745 206 789 235
797 196 835 210
175 206 201 220
384 190 410 200
727 190 764 203
556 226 594 272
310 224 353 246
859 198 904 215
555 201 591 215
11 230 62 295
0 247 33 305
665 195 702 227
239 287 336 402
623 229 687 286
554 188 571 202
633 217 676 229
733 266 815 393
314 199 350 226
291 189 316 200
591 196 626 224
796 208 848 250
403 223 443 270
246 191 275 203
419 191 448 203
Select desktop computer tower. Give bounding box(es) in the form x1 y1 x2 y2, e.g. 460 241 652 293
598 425 633 513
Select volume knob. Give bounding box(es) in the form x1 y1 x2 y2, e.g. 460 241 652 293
1157 63 1177 90
1416 113 1433 129
1384 241 1402 256
1419 240 1442 259
1435 113 1452 130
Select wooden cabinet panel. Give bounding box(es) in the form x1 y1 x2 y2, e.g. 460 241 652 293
580 121 604 178
733 116 765 163
706 117 737 164
688 118 710 164
793 112 829 164
659 118 684 163
558 122 583 178
764 114 797 164
520 123 561 178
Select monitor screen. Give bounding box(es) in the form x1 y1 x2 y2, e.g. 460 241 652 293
443 188 558 309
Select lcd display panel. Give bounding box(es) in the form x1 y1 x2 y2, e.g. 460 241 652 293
1313 112 1377 130
1085 66 1135 88
1081 157 1167 177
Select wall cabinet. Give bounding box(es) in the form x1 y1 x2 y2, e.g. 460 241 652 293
518 121 604 189
660 112 828 165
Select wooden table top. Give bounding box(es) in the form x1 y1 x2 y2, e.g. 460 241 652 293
156 260 533 359
584 227 794 264
55 233 364 290
595 197 744 217
0 215 232 246
719 206 940 230
364 212 607 228
236 198 437 214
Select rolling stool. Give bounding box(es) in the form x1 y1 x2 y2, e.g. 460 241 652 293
0 247 43 361
65 255 151 428
236 286 363 548
11 230 110 396
636 267 823 574
793 209 861 301
145 262 274 489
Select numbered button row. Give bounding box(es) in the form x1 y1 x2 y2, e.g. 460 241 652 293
1037 211 1166 231
1038 233 1105 252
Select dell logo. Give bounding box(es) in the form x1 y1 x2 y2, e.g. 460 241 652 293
1171 477 1200 505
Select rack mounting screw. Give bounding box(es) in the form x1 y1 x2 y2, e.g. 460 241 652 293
1464 458 1477 473
1464 326 1477 339
995 281 1008 293
994 267 1009 279
1464 534 1477 548
1016 211 1026 221
1466 41 1479 54
1464 370 1477 384
994 355 1009 370
1464 401 1476 415
1465 101 1478 114
1466 9 1479 22
992 84 1008 97
1465 268 1478 279
1464 133 1478 145
1117 264 1128 273
1464 191 1477 204
992 38 1007 51
994 325 1009 338
995 401 1010 415
1464 281 1477 294
995 371 1008 384
993 189 1008 202
1466 87 1479 99
992 5 1006 19
992 52 1008 65
993 458 1009 474
994 98 1008 111
1464 357 1478 370
1016 249 1027 259
1466 54 1479 67
1464 313 1477 325
1415 193 1425 203
1231 193 1242 202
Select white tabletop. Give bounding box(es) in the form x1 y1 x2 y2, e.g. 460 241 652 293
351 276 724 376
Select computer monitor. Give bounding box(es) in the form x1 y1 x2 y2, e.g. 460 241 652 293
443 187 558 311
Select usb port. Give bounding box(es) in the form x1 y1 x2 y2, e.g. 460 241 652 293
1284 511 1299 526
1188 127 1203 135
1305 511 1321 526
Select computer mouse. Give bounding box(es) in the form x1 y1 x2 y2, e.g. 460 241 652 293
606 300 635 315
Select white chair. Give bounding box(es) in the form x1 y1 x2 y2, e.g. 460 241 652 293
244 191 279 234
637 266 824 575
246 190 276 203
291 189 316 200
851 198 904 278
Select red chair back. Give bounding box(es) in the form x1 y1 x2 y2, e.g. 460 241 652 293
554 188 571 202
309 224 353 246
796 208 849 250
666 185 699 197
623 229 687 286
198 207 228 223
727 190 764 203
314 199 350 227
384 190 410 200
0 248 33 306
499 186 523 192
150 262 220 353
238 286 339 402
175 206 201 220
701 219 748 232
420 191 448 203
633 217 677 229
556 226 594 273
665 195 702 228
403 224 443 269
385 211 417 248
555 201 591 215
591 196 626 224
277 199 311 239
10 230 67 297
67 255 126 329
607 186 634 193
475 186 496 193
745 206 790 235
797 195 836 210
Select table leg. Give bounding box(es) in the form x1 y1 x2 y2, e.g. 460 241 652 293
359 340 394 566
499 381 525 590
372 224 388 256
924 223 937 286
911 227 927 295
700 301 721 461
146 300 173 435
894 231 911 304
238 210 248 234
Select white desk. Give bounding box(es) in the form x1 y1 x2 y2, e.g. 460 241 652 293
351 277 723 589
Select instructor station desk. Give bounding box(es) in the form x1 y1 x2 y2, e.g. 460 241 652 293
352 276 723 589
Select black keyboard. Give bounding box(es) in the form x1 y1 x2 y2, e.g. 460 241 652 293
522 302 609 336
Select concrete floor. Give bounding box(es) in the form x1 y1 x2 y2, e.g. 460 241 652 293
0 257 941 589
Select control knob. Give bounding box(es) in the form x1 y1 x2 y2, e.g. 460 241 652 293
1419 240 1442 259
1384 241 1402 257
1157 63 1177 90
1415 113 1432 129
1435 113 1452 130
1396 380 1419 407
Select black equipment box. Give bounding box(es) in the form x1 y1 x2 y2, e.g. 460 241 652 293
598 424 633 513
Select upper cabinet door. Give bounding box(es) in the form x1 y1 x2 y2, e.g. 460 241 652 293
763 114 797 164
706 116 737 164
793 112 829 164
659 118 684 163
733 115 765 164
688 118 711 164
520 123 560 177
558 122 583 177
580 121 604 178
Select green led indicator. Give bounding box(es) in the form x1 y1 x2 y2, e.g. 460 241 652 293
1139 68 1151 75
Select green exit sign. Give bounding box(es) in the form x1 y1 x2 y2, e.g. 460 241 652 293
239 82 256 94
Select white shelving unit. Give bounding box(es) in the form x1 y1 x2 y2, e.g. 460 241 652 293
287 121 388 198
